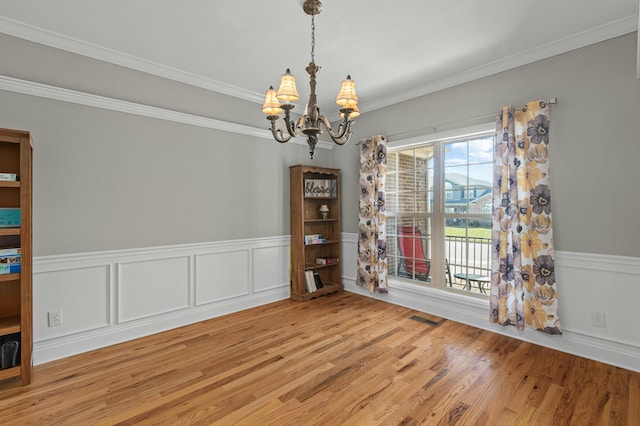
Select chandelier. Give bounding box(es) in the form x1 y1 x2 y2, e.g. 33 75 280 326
261 0 359 159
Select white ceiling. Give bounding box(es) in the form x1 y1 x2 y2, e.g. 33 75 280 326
0 0 638 119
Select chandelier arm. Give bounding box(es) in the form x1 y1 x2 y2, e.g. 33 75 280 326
319 115 352 145
268 118 293 143
282 107 302 138
328 129 352 145
297 115 307 131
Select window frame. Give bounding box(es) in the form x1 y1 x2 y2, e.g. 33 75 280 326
386 123 495 292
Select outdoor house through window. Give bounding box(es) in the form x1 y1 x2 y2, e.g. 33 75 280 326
386 124 494 295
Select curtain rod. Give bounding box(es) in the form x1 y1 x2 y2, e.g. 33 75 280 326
359 98 558 143
540 97 558 107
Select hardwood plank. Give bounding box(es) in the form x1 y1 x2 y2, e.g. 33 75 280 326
629 374 640 425
0 292 638 425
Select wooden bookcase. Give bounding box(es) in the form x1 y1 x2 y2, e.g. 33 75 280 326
290 165 343 301
0 129 32 385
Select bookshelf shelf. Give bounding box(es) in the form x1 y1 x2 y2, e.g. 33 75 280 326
0 316 20 335
290 165 343 301
0 273 20 283
0 228 20 236
304 240 340 246
0 366 20 381
0 128 32 386
304 263 340 271
304 218 339 223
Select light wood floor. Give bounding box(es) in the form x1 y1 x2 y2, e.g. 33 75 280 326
1 292 638 425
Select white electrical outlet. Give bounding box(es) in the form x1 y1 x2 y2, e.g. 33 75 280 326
591 312 605 328
48 310 62 327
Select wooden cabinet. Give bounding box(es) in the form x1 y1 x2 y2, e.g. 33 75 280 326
290 165 343 301
0 129 32 385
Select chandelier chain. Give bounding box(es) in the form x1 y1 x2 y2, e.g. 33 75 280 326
311 14 315 63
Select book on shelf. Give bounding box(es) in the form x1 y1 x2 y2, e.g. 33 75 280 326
313 272 324 289
304 234 326 245
0 249 21 274
0 208 20 228
305 270 317 293
0 173 17 181
305 238 326 245
0 248 20 255
316 257 340 265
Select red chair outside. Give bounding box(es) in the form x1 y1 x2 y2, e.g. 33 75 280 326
397 226 430 280
397 226 453 285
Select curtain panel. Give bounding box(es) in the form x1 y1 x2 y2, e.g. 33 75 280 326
490 101 561 334
357 135 388 293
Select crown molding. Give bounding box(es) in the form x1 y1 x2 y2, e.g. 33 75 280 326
0 74 268 136
1 12 636 112
361 14 639 112
0 75 329 149
0 16 264 105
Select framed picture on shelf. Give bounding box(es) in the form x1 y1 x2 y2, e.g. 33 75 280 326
304 179 337 198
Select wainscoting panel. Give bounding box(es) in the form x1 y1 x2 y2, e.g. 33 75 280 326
554 251 640 348
341 232 640 373
252 244 290 293
118 256 191 323
34 233 638 372
32 236 291 365
33 265 110 341
195 250 250 305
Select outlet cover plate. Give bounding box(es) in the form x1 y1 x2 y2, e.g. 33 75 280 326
591 312 605 328
48 310 62 327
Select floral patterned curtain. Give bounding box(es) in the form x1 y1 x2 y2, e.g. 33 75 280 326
490 101 561 334
357 135 388 293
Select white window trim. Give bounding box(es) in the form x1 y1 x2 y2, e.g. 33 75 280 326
388 122 495 150
387 121 495 292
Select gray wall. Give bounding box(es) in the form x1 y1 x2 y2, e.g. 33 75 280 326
1 33 639 258
0 34 336 256
336 33 640 258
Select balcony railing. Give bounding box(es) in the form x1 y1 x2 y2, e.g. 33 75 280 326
391 234 492 294
445 235 491 294
446 235 491 276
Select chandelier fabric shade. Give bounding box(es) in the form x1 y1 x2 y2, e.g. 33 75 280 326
261 86 283 116
276 69 300 103
262 0 358 159
336 76 358 107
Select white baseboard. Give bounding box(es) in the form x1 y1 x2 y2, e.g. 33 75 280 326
34 286 289 365
32 233 640 373
32 236 291 365
341 232 640 373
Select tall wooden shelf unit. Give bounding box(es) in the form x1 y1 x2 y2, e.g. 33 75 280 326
290 165 343 301
0 128 32 385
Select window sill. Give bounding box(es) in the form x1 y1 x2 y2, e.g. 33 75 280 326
388 277 490 308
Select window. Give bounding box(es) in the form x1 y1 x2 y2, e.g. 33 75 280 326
386 124 494 295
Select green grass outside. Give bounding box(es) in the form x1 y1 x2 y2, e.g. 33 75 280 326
445 227 491 239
